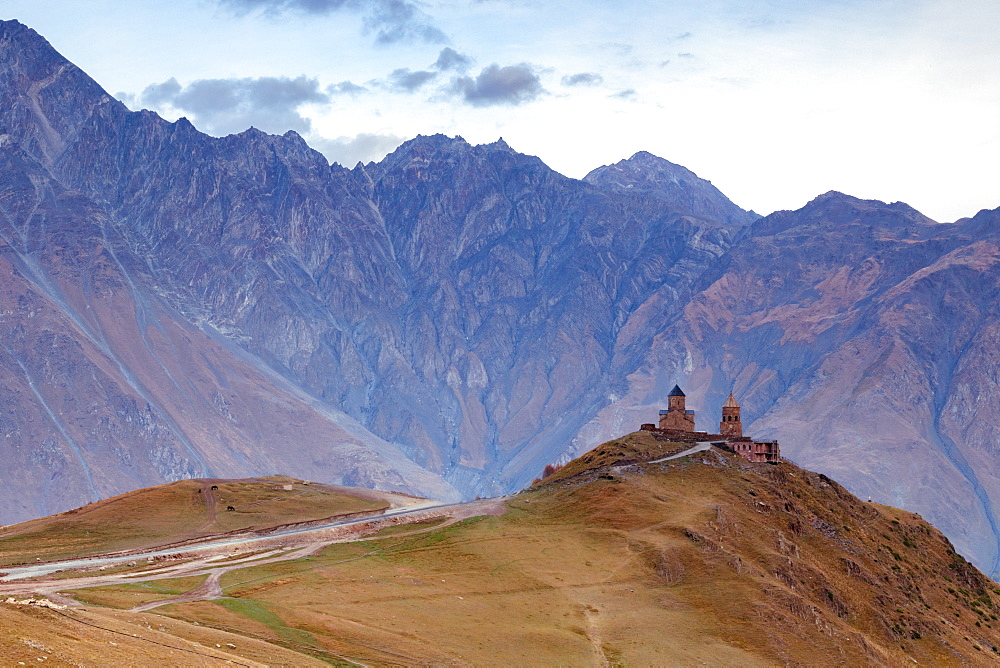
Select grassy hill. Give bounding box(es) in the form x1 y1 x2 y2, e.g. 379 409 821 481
3 433 1000 665
0 476 387 567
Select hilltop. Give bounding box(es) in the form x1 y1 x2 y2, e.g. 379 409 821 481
2 434 999 664
0 477 391 568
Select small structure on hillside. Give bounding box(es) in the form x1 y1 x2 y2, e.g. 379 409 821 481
727 438 780 463
641 386 780 463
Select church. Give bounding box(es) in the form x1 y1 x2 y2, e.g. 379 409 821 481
657 385 695 431
642 385 780 463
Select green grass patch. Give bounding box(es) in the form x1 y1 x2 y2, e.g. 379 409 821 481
213 598 330 659
220 518 495 596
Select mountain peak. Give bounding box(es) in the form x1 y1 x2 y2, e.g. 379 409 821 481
0 18 42 43
584 151 756 226
750 190 938 240
626 150 687 170
490 136 515 151
0 19 127 168
800 190 936 224
0 19 80 80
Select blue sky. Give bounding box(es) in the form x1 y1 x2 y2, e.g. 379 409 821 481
3 0 998 221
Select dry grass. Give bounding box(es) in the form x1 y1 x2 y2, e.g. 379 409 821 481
6 435 1000 665
541 430 688 484
366 516 448 537
67 575 208 609
159 438 1000 665
0 602 326 666
0 480 207 566
0 478 386 567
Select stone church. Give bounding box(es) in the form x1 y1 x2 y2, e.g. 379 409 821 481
644 386 780 463
658 385 695 431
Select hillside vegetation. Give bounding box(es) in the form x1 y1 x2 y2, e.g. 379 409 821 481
2 434 1000 664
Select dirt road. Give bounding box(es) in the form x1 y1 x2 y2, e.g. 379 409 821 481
0 497 508 610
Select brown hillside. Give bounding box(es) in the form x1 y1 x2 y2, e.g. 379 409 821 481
0 477 387 567
2 434 999 665
526 433 1000 663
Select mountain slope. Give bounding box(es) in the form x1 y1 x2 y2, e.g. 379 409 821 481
0 24 460 518
364 134 740 493
0 19 749 512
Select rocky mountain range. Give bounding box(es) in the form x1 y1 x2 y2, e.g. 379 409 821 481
2 19 1000 576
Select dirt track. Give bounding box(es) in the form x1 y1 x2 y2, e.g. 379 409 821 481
0 496 508 610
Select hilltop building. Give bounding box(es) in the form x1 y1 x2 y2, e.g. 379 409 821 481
641 386 780 464
658 385 695 431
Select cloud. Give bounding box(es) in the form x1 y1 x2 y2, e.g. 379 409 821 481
364 0 446 44
433 47 473 72
450 63 544 107
114 91 137 107
386 68 437 92
138 75 328 136
328 80 367 95
220 0 350 13
311 132 408 166
561 72 603 87
610 88 637 100
217 0 445 44
140 78 183 106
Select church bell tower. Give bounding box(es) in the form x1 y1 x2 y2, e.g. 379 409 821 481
720 392 742 438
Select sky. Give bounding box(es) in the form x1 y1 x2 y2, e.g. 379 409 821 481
2 0 998 222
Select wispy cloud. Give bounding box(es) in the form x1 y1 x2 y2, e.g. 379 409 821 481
216 0 446 44
311 132 408 166
433 47 473 72
386 68 437 92
138 75 328 136
328 80 368 95
364 0 446 44
561 72 603 87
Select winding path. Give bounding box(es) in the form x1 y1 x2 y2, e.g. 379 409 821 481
0 496 507 616
0 498 448 582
